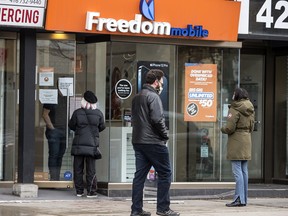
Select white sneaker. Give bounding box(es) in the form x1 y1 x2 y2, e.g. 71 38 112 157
87 192 97 198
76 193 84 197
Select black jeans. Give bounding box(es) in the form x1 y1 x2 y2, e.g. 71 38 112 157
73 155 97 194
45 128 66 180
131 144 172 213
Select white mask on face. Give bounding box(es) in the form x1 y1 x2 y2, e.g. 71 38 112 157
158 86 163 95
156 79 164 95
232 93 235 100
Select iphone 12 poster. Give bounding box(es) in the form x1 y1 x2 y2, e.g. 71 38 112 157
137 61 169 127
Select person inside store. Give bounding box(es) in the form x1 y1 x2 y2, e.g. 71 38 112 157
221 87 255 207
130 69 180 216
42 86 67 181
68 91 106 198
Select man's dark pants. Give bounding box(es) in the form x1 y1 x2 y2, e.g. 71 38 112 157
131 144 172 213
45 128 66 180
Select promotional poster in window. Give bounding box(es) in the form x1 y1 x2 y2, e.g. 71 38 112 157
184 63 217 122
137 61 169 125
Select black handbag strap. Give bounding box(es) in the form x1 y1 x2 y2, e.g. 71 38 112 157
83 109 94 138
83 109 101 160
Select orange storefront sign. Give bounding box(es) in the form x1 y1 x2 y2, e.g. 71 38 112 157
184 64 217 122
45 0 240 42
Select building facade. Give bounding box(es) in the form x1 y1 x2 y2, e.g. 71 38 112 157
237 0 288 184
2 0 285 196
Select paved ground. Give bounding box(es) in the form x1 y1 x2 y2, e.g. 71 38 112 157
0 197 288 216
0 188 288 216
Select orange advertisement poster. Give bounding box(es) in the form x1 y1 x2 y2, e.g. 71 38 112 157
184 64 217 122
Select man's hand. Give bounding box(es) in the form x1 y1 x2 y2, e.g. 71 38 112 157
42 108 55 129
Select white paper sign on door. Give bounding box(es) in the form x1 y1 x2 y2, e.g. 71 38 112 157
39 71 54 86
58 77 74 96
39 89 58 104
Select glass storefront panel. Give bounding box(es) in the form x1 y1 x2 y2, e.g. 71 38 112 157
107 42 137 182
0 36 264 186
35 37 75 182
275 56 288 179
105 42 258 183
176 47 240 182
240 54 264 179
77 42 109 183
107 42 176 182
0 37 17 182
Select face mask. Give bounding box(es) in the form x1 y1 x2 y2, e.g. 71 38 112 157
232 93 235 100
156 80 164 95
158 86 163 95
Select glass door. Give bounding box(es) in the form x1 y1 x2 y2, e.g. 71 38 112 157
35 34 75 187
240 54 264 180
0 34 17 183
274 55 288 180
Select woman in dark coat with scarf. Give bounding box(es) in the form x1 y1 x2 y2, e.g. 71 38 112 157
69 91 106 198
221 87 255 207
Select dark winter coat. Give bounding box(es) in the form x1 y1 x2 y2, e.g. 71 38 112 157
131 84 168 145
221 99 255 160
69 108 105 157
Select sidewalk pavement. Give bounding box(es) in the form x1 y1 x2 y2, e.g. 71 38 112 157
0 187 288 216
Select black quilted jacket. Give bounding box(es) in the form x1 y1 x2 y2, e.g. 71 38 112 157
69 108 105 156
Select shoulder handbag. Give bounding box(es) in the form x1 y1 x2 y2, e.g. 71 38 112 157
84 110 102 160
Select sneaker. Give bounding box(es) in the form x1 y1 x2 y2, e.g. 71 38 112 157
130 210 151 216
76 193 84 197
156 209 180 216
87 192 98 198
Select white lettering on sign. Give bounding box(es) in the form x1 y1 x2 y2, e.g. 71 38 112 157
256 0 288 29
237 0 249 34
189 70 213 79
0 5 44 27
86 12 171 35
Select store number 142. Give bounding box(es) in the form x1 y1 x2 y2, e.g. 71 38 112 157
257 0 288 29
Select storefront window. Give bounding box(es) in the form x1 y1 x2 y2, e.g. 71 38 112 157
175 47 240 182
107 42 176 182
0 36 17 182
35 36 75 182
0 36 264 186
105 42 242 183
275 56 288 179
79 42 109 183
240 54 264 180
39 41 242 184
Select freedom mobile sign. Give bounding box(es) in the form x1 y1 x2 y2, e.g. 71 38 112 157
184 64 217 122
45 0 240 42
85 0 209 39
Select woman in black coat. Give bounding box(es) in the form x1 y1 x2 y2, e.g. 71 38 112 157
69 91 106 198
